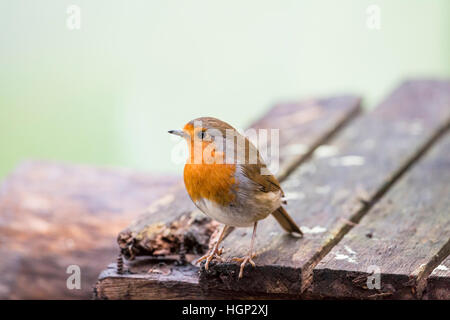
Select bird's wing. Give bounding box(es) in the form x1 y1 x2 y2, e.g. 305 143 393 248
237 134 285 197
240 162 284 196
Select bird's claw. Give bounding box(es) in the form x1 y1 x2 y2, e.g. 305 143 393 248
232 253 256 278
196 247 224 270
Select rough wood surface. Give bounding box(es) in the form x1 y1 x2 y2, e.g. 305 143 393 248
0 161 177 299
199 80 450 296
312 133 450 299
423 256 450 300
117 96 361 260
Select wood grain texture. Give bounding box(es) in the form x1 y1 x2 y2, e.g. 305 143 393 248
0 161 177 299
117 96 361 260
313 133 450 299
200 80 450 296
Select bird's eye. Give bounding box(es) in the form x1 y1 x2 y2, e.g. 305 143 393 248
197 131 207 140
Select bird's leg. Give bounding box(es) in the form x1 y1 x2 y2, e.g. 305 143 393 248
196 224 229 270
232 221 258 279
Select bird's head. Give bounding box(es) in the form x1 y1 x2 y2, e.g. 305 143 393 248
169 117 236 165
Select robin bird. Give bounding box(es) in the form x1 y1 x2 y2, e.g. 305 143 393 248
169 117 302 278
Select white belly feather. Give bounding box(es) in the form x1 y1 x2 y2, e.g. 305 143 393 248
195 198 253 227
195 189 282 228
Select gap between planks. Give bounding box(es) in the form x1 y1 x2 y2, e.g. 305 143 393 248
277 103 361 182
417 238 450 298
424 255 450 299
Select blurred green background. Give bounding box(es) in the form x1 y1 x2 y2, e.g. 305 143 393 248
1 0 449 178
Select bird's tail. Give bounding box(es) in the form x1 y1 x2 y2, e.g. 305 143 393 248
271 206 303 237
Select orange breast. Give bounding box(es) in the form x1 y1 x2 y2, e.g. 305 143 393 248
184 163 237 206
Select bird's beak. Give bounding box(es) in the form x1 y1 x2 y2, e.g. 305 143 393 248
168 129 186 138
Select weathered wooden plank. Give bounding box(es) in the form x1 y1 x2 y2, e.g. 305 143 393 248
0 161 177 299
423 256 450 300
199 80 450 296
117 96 361 260
95 259 299 300
312 133 450 299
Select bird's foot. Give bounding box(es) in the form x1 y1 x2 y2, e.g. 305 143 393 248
196 246 224 270
232 253 256 279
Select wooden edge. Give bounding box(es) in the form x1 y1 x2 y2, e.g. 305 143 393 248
415 238 450 299
94 260 303 300
423 256 450 300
